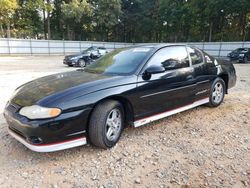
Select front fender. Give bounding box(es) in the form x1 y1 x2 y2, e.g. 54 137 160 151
58 83 138 113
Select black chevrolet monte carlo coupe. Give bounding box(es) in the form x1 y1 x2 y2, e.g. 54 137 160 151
4 44 236 152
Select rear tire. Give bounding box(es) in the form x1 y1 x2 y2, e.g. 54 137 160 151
89 100 124 149
207 78 225 107
243 56 248 63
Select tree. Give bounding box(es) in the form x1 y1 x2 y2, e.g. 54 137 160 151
50 0 66 39
0 0 18 38
92 0 122 41
13 0 43 38
45 0 53 39
61 0 92 40
1 0 250 42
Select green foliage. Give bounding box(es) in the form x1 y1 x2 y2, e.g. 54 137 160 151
94 0 121 28
60 0 92 40
12 0 43 38
92 0 122 41
0 0 18 23
61 0 92 23
0 0 250 41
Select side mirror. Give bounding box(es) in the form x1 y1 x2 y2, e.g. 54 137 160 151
144 65 165 75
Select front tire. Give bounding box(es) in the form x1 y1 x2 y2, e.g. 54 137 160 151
89 100 124 149
78 59 86 67
207 78 225 107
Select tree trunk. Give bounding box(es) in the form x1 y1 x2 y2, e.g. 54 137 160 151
174 34 178 42
101 26 105 41
7 23 11 38
241 13 247 41
62 29 65 40
106 29 109 42
123 21 126 42
43 9 47 39
246 28 250 41
47 0 51 40
47 13 51 40
209 22 213 42
0 23 4 37
220 15 225 42
185 26 190 42
67 25 70 40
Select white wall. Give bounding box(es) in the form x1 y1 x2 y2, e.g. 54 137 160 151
0 38 132 55
187 41 250 57
0 38 250 57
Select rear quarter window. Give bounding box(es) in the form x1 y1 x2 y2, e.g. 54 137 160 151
187 47 204 65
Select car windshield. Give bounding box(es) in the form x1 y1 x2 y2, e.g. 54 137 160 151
84 47 152 75
233 48 248 53
81 47 96 53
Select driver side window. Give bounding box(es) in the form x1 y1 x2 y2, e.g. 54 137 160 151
146 46 190 70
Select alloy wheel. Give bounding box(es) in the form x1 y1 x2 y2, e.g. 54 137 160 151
79 60 86 67
212 82 224 104
105 109 122 141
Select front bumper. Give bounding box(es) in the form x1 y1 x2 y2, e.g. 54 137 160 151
4 103 91 152
63 59 78 66
229 56 244 62
8 128 86 152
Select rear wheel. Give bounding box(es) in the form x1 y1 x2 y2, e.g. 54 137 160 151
207 78 225 107
89 100 124 149
243 56 248 63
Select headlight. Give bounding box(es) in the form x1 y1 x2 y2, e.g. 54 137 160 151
239 54 244 57
19 105 61 119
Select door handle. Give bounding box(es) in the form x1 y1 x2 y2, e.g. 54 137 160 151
187 75 194 80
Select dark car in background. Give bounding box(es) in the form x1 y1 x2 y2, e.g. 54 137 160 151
63 46 108 67
227 48 250 63
4 44 236 152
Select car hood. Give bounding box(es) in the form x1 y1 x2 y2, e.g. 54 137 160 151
10 70 126 107
229 51 246 56
230 52 239 55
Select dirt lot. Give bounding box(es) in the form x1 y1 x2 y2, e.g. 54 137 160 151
0 56 249 188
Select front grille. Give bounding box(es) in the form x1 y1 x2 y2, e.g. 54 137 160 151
7 103 21 113
7 104 18 113
65 57 71 61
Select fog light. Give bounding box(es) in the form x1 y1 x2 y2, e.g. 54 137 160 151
28 136 42 144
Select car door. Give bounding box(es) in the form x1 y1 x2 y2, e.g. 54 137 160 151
187 46 217 101
90 48 100 59
98 48 107 56
134 46 196 121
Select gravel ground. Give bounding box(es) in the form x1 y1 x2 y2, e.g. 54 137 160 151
0 56 249 188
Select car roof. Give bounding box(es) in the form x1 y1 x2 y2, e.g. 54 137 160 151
236 48 249 50
129 43 187 51
90 46 106 49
